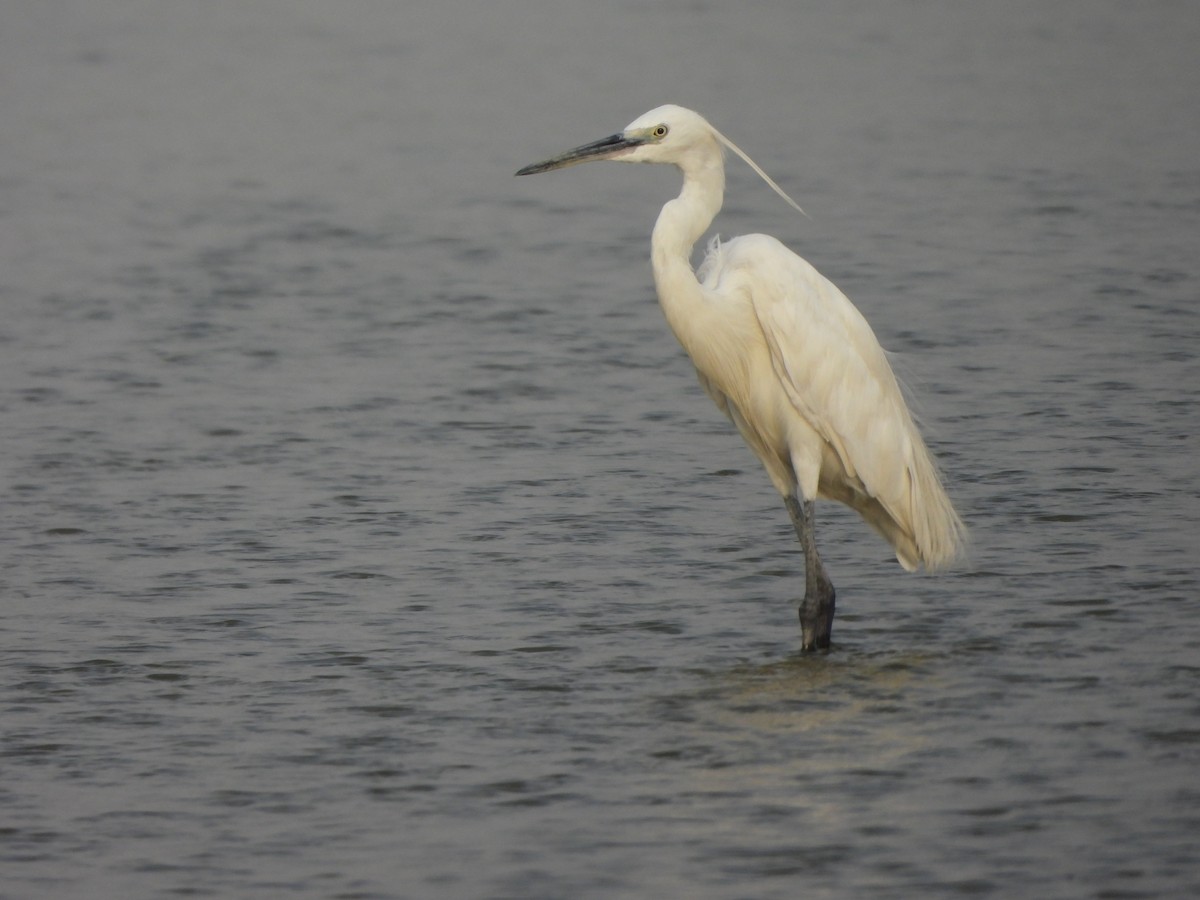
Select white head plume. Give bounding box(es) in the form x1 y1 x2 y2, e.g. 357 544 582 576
710 126 808 218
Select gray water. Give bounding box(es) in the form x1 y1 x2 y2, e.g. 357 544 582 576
3 1 1198 897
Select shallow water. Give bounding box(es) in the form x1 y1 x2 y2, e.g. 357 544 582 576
3 1 1199 897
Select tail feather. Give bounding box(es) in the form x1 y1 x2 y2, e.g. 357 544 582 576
904 436 966 571
834 431 966 572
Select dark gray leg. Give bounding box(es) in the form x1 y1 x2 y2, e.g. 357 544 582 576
784 496 836 650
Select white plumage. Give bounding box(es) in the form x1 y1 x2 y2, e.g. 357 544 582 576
695 232 961 572
517 105 964 649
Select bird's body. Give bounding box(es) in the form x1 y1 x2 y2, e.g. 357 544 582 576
517 105 964 649
688 232 962 573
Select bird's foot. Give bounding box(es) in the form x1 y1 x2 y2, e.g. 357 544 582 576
799 583 836 651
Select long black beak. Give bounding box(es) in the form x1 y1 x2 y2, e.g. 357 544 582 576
515 133 644 176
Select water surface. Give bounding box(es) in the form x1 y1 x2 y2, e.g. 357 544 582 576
2 1 1198 897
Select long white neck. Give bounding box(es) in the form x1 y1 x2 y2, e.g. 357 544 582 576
650 151 725 344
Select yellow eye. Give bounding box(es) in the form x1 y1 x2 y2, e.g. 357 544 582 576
651 124 669 139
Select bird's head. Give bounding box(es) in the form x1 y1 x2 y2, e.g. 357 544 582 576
515 105 806 216
515 105 719 175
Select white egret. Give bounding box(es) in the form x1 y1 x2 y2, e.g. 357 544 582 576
516 105 964 650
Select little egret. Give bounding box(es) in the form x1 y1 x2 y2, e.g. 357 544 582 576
516 105 964 650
